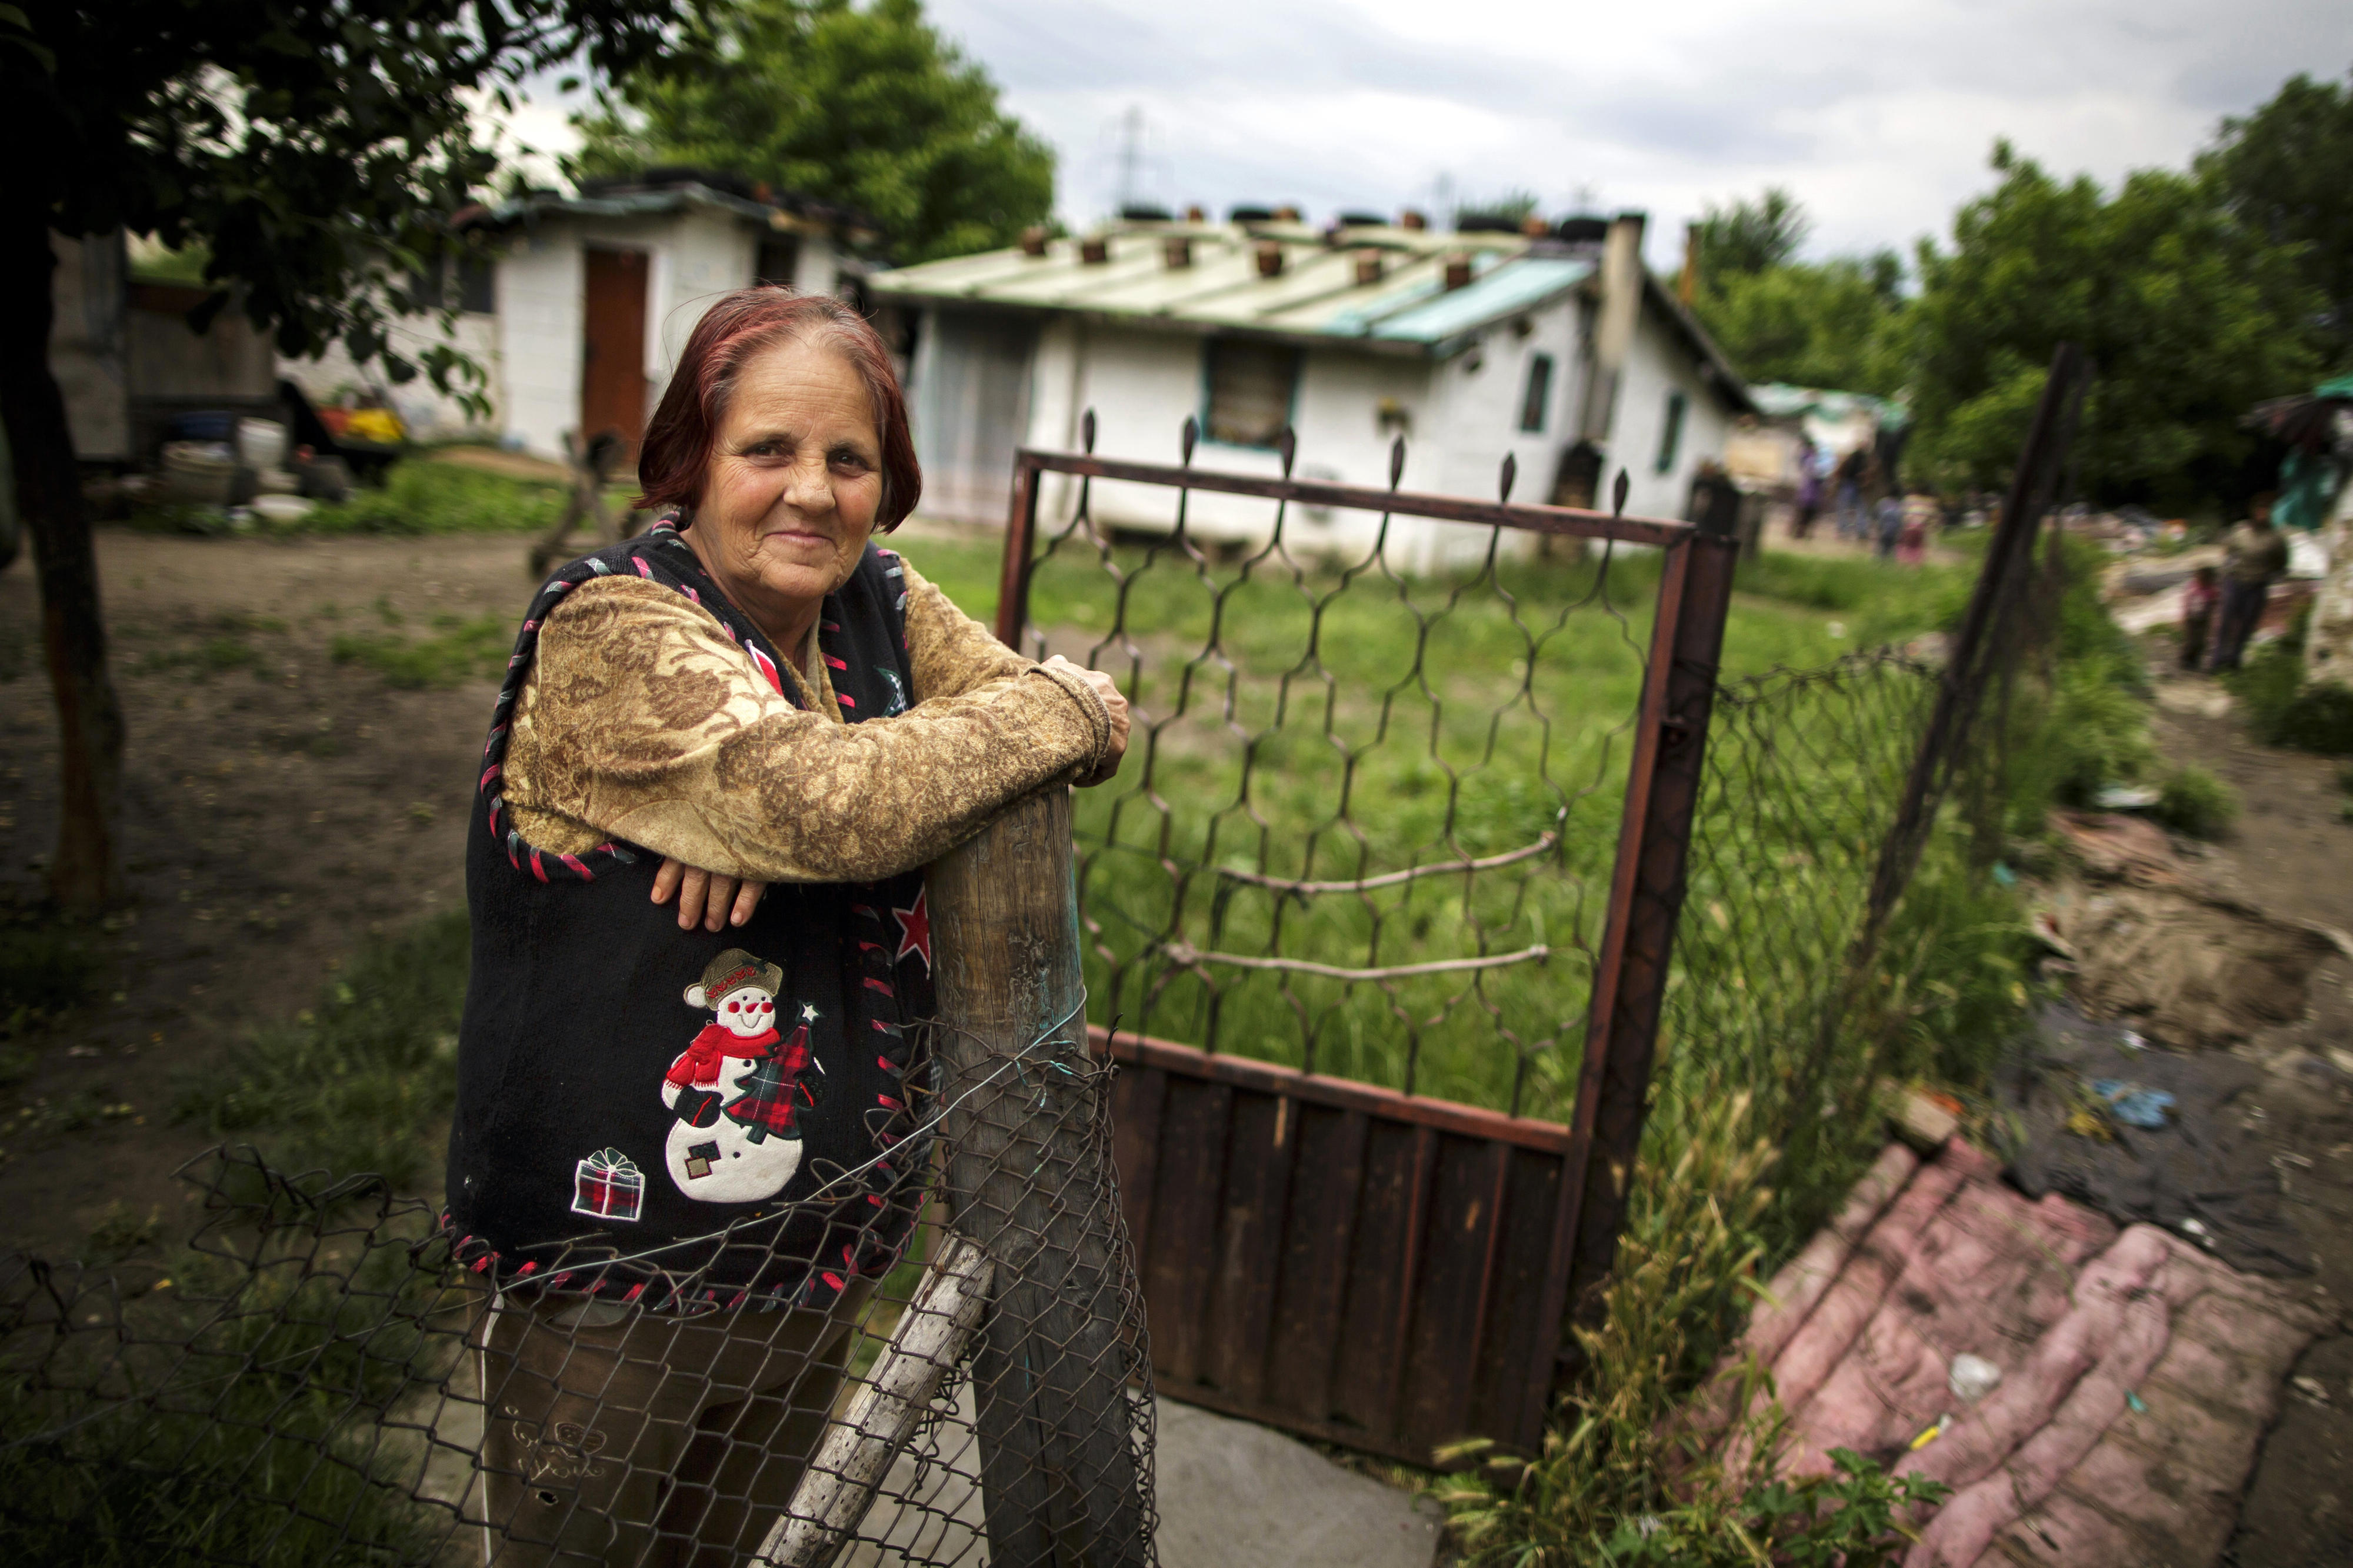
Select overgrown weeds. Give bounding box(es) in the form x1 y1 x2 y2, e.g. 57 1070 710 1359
2150 765 2238 838
281 459 569 537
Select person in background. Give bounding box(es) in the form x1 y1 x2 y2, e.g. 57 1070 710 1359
1874 490 1904 559
1792 438 1824 540
2209 493 2289 672
1834 446 1868 538
1897 489 1937 566
2179 564 2219 672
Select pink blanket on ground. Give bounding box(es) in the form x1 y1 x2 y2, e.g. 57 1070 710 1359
1699 1139 2329 1568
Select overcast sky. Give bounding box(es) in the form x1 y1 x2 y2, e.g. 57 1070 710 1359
501 0 2351 273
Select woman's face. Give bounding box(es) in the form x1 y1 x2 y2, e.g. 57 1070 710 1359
694 335 884 623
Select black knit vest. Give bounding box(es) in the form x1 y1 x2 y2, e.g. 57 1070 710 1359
442 518 932 1313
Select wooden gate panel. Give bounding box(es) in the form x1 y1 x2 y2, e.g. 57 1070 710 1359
1098 1026 1574 1462
1465 1146 1567 1438
1264 1103 1367 1419
1138 1076 1229 1386
1202 1090 1290 1403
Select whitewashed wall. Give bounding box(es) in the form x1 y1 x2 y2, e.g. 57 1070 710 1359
1022 321 1444 561
495 227 585 459
1607 309 1735 523
1412 294 1585 572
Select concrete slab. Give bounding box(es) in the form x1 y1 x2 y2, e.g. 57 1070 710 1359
1151 1397 1442 1568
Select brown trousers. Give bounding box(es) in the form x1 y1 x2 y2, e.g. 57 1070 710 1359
471 1284 871 1567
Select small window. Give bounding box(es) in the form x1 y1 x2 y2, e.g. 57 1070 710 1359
1204 338 1301 448
1654 389 1688 474
406 264 445 312
457 255 496 315
756 236 801 289
1518 352 1554 433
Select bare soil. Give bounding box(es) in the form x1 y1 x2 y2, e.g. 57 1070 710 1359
2137 691 2353 1566
0 529 539 1261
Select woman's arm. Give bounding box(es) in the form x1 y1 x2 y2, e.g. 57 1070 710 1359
504 575 1118 890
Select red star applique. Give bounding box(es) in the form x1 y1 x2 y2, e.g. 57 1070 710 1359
891 889 932 972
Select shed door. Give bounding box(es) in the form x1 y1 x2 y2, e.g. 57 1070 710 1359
581 248 649 463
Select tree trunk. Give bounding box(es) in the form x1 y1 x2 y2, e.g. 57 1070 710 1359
0 213 125 910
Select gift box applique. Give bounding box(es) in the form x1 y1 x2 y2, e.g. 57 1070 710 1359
571 1149 644 1222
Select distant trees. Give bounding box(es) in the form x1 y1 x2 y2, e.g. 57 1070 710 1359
1904 142 2322 502
1689 61 2350 508
2200 67 2353 370
574 0 1054 264
1688 189 1907 396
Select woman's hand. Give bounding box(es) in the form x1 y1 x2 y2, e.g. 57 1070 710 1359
1043 655 1129 785
651 859 768 930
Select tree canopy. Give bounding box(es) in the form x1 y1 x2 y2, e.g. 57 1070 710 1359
1694 187 1810 280
1 0 689 910
2200 66 2353 370
5 0 684 389
573 0 1054 264
1905 141 2323 503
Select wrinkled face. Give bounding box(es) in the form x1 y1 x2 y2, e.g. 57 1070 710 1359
716 986 778 1039
694 335 884 623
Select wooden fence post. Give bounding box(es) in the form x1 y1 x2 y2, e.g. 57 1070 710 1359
925 785 1153 1568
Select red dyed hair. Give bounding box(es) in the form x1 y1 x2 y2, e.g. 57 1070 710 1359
634 288 921 529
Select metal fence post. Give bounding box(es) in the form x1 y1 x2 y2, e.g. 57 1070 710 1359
994 453 1045 649
1544 475 1742 1402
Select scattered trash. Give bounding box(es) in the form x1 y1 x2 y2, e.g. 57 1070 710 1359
2030 910 2077 956
2090 1079 2176 1129
1991 862 2017 888
1909 1414 1951 1452
2126 1390 2147 1413
1948 1353 2004 1403
2066 1107 2117 1142
1826 620 1847 639
2117 1029 2147 1053
2179 1217 2212 1248
2292 1375 2332 1407
2095 785 2162 810
66 1045 99 1058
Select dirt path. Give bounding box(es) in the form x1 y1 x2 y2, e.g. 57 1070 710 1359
0 529 544 1260
2139 684 2353 1566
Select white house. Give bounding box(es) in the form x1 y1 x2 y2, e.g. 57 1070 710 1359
279 172 879 460
871 209 1752 569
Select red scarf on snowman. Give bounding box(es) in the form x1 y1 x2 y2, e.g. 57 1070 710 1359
665 1021 782 1089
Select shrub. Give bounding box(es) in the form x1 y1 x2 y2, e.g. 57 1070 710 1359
2230 646 2353 756
2150 766 2238 838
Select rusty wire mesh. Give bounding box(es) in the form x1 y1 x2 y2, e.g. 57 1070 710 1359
1 1009 1153 1567
1008 428 1688 1122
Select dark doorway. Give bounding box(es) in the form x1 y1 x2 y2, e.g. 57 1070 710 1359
756 235 801 289
581 247 649 463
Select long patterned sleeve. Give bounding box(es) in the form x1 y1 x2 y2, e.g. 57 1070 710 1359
499 571 1109 883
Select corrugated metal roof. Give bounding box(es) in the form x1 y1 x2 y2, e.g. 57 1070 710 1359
868 224 1592 355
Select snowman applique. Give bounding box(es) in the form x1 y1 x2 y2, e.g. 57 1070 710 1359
661 949 816 1204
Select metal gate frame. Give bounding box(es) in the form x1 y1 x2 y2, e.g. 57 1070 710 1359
991 438 1741 1459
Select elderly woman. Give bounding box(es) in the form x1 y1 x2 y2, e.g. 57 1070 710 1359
444 289 1126 1565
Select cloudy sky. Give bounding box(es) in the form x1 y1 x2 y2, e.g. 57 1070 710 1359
503 0 2351 272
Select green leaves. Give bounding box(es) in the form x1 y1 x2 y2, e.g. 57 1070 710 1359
9 2 691 398
1905 148 2325 504
574 0 1054 263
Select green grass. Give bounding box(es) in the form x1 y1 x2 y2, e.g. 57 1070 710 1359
173 910 468 1189
285 459 569 537
330 612 512 689
884 533 1979 1121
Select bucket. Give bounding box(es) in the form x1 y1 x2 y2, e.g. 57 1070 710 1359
237 418 288 471
160 442 238 506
